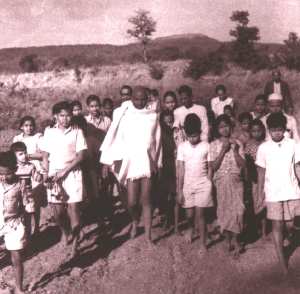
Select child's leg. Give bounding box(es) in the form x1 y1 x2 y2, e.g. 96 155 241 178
10 250 24 293
24 213 32 238
67 202 81 258
127 180 140 239
195 207 207 249
174 202 180 234
33 208 41 235
184 208 194 243
50 203 69 243
140 177 153 243
272 220 288 273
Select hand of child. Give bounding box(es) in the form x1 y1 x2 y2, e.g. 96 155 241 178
53 169 68 182
230 139 240 152
221 140 231 154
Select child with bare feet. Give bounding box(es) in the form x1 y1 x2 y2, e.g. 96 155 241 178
177 114 213 255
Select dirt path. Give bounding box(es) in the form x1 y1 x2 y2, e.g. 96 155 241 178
1 209 300 294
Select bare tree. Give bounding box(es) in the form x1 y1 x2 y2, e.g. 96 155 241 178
127 9 156 63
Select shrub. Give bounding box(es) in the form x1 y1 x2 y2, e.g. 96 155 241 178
19 54 39 73
148 62 165 80
184 52 225 80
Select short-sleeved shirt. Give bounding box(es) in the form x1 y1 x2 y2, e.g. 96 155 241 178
85 114 111 132
0 182 23 228
177 141 210 186
261 113 300 142
256 137 300 202
211 96 234 117
40 126 87 171
173 104 209 142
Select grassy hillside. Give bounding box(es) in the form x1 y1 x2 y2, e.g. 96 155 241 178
0 34 221 74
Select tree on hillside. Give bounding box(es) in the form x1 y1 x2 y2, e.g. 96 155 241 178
284 32 300 53
229 10 260 66
283 32 300 71
127 9 156 63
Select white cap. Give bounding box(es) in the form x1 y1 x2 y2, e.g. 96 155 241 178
268 93 283 101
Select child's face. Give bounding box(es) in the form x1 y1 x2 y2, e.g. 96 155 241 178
224 108 233 117
120 89 131 101
149 95 158 102
240 119 250 132
269 127 285 142
218 121 231 138
88 101 101 117
254 99 266 114
163 115 174 128
56 109 72 128
15 150 27 164
132 90 148 109
103 104 113 117
21 120 34 136
164 96 176 111
250 125 263 141
73 105 82 117
180 93 192 108
187 133 201 145
0 166 15 184
217 89 226 99
268 100 282 114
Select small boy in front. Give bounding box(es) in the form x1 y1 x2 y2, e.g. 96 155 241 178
256 112 300 274
0 151 27 293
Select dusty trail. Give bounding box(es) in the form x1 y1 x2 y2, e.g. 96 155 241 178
1 208 300 294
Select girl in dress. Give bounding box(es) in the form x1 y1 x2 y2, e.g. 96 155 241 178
209 114 245 258
245 119 267 239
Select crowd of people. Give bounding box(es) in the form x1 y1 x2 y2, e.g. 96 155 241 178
0 68 300 293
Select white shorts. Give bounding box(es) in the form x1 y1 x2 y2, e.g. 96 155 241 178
47 169 84 204
182 179 213 209
4 222 26 251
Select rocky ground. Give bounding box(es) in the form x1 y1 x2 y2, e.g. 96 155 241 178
1 206 300 294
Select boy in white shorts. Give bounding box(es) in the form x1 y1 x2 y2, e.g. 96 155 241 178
256 112 300 274
177 113 213 254
0 151 27 294
41 101 87 258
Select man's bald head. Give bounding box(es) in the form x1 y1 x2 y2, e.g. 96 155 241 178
132 86 148 109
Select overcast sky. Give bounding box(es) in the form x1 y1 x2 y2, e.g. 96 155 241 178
0 0 299 48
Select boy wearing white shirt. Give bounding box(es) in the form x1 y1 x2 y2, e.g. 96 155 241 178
210 84 234 117
256 112 300 274
173 85 209 142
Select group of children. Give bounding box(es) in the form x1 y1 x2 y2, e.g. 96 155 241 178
0 83 300 292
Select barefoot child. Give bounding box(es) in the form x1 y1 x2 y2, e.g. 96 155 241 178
209 115 245 259
159 110 177 229
256 112 300 274
41 101 87 258
177 114 212 252
0 151 27 294
10 142 42 238
244 119 267 239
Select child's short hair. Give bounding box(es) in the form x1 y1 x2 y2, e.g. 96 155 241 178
103 98 113 108
266 112 287 129
250 119 266 140
10 142 27 153
70 115 87 135
255 94 267 103
0 151 17 171
238 112 253 123
215 84 226 93
178 85 192 97
184 113 201 135
120 85 132 96
159 110 174 126
86 95 100 106
224 105 234 113
163 91 177 102
70 100 82 110
52 101 72 115
19 116 36 130
150 89 159 97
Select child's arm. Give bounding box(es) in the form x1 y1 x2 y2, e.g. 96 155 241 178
28 152 43 161
210 141 230 172
176 160 185 205
231 140 246 168
41 151 50 183
257 166 265 202
207 163 213 181
53 150 86 181
295 162 300 183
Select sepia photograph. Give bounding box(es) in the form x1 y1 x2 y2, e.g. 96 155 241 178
0 0 300 293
